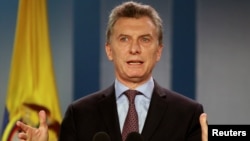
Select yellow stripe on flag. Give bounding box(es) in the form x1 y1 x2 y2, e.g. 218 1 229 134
2 0 62 140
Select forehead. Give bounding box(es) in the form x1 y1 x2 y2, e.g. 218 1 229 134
112 17 157 35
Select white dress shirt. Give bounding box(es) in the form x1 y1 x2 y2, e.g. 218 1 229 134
115 77 154 133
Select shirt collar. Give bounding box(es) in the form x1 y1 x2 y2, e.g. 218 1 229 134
115 77 154 99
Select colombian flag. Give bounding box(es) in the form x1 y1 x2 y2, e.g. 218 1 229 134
1 0 62 140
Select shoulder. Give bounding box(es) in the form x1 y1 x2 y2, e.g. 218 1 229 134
69 84 115 110
153 81 203 109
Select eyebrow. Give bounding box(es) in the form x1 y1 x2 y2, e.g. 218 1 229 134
139 34 152 37
117 33 152 38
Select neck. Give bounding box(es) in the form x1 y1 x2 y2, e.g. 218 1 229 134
117 77 152 89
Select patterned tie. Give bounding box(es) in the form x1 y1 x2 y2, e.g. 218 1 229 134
122 90 139 141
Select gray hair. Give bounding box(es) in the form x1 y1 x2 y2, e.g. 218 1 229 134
106 1 163 45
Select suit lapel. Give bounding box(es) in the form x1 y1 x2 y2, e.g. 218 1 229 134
141 82 168 140
98 85 122 141
97 82 169 140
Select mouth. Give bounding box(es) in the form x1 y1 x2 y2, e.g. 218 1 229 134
127 60 144 65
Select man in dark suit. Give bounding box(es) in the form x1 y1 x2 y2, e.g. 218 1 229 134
16 1 208 141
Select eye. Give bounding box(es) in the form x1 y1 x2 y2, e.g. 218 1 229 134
119 36 129 42
140 36 151 43
142 38 149 42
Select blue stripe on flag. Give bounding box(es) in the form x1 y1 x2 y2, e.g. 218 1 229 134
1 108 9 135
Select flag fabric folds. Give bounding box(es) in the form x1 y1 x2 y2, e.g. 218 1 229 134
1 0 62 140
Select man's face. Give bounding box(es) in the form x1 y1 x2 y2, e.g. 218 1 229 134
105 16 163 87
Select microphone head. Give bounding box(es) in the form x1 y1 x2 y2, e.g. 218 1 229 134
125 132 144 141
92 132 111 141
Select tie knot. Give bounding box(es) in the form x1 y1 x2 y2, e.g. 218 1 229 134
124 90 139 103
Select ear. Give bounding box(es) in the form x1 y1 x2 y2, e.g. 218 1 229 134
156 44 163 61
105 43 113 61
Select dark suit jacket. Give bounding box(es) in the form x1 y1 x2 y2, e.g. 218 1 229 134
59 81 204 141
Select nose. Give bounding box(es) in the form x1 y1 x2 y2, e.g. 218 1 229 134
129 40 141 54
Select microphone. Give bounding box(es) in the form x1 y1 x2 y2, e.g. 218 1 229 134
125 132 144 141
92 132 111 141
